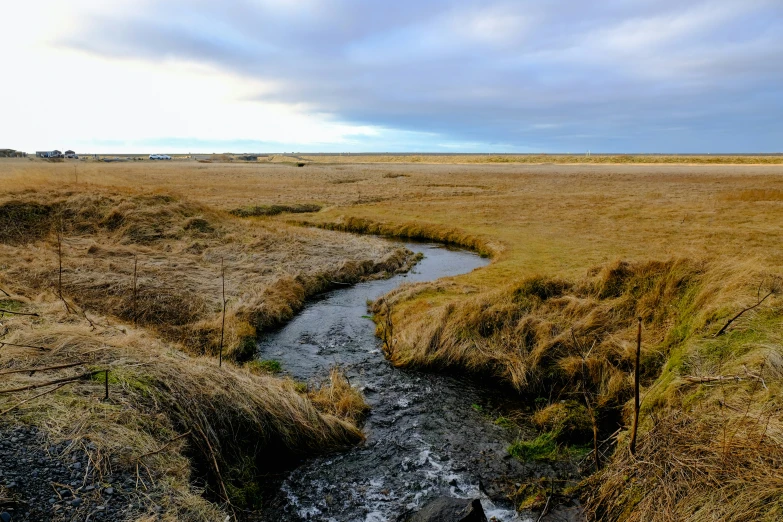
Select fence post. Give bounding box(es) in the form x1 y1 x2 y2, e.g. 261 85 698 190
630 317 642 456
219 258 225 367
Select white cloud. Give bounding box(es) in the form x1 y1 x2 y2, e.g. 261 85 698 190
0 0 385 153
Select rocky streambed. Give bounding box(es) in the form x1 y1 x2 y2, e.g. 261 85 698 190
256 242 583 522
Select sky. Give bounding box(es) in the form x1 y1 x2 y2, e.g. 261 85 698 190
2 0 782 153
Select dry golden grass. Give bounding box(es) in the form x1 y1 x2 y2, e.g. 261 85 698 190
0 188 413 360
3 157 783 520
298 154 783 165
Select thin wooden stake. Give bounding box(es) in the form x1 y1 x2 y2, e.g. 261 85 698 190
104 369 110 400
219 258 225 368
56 221 73 314
630 317 642 456
57 224 63 299
132 255 138 325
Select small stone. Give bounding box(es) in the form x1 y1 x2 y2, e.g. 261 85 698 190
84 485 95 492
0 511 11 522
73 462 82 469
71 498 82 507
104 487 114 495
96 506 105 511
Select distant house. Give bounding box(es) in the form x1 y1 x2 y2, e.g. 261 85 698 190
0 149 26 158
36 150 63 158
64 150 75 156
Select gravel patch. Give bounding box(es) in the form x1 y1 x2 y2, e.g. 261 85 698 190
0 425 149 522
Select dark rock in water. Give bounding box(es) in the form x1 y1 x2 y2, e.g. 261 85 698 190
405 497 488 522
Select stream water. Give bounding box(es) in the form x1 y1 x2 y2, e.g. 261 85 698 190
256 242 575 522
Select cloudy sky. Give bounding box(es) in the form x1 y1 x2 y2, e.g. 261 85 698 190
2 0 782 153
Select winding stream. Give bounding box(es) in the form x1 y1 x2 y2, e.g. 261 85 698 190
257 241 564 521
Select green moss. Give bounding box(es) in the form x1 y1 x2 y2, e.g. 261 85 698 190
513 480 548 510
89 368 156 397
508 431 559 461
494 416 515 429
0 299 23 313
235 336 258 362
225 456 263 509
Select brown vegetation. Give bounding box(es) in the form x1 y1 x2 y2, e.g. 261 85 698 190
3 157 783 520
0 298 366 519
0 189 414 361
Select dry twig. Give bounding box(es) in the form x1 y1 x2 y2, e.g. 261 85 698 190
0 370 103 395
136 431 192 461
0 361 84 376
0 382 72 416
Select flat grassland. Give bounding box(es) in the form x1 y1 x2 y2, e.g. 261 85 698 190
2 157 783 521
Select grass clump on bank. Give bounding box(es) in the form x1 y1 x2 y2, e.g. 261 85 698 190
246 359 282 374
230 203 321 217
307 367 371 425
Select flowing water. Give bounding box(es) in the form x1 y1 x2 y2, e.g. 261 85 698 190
257 241 577 522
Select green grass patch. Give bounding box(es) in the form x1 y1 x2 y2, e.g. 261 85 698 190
246 359 282 374
508 431 559 461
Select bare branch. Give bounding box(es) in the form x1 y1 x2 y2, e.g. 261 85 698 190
0 341 52 352
715 290 775 337
0 309 39 317
136 430 192 461
0 370 104 395
0 361 84 376
683 374 766 386
0 382 72 416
